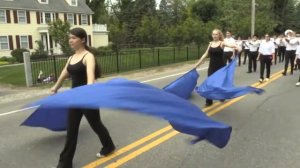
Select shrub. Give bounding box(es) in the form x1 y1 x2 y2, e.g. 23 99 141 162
11 48 30 63
31 40 49 59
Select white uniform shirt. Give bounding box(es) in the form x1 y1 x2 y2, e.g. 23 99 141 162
271 38 278 49
275 38 285 47
296 46 300 60
249 40 260 52
285 37 299 51
224 37 236 52
259 40 275 55
244 41 250 50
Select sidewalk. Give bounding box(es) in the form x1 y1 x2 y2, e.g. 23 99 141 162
0 60 206 105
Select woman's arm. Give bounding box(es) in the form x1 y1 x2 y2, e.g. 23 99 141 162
85 53 96 85
51 57 71 94
195 42 211 68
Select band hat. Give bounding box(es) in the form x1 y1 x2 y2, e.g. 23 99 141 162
284 29 294 36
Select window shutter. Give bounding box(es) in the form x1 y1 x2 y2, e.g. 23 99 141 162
8 35 14 50
28 35 33 49
64 13 67 22
26 11 31 24
79 14 81 25
6 10 11 23
88 15 90 25
36 12 40 24
13 10 18 23
16 35 20 49
88 35 92 46
74 14 77 25
49 36 53 49
56 13 59 20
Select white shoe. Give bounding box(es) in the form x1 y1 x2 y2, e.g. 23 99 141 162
296 82 300 87
264 78 270 82
96 152 105 158
259 79 263 83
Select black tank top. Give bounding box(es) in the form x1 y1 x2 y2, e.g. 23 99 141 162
67 53 88 88
208 44 225 75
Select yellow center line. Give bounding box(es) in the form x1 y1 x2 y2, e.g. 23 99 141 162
102 69 286 168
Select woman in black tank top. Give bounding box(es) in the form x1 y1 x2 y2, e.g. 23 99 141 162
51 28 115 168
195 29 240 106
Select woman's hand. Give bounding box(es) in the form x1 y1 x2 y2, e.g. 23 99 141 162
50 86 58 95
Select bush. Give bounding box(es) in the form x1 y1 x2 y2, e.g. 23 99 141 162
11 48 30 63
31 40 49 59
0 61 9 66
0 56 17 64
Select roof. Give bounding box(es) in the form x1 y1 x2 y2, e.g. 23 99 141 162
0 0 94 14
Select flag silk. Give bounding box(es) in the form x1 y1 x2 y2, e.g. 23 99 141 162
163 69 199 99
22 79 231 148
196 58 264 100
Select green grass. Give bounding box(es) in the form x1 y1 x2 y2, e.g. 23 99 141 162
0 46 204 87
0 65 26 86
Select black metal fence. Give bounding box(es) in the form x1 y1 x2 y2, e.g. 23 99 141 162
31 46 203 85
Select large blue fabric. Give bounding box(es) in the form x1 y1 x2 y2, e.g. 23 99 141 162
22 79 231 148
196 58 264 100
163 69 199 99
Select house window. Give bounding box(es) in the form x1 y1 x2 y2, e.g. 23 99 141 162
20 36 29 49
67 13 74 24
17 10 26 23
0 10 6 23
0 36 9 50
39 0 48 4
81 14 88 25
71 0 77 6
40 12 55 24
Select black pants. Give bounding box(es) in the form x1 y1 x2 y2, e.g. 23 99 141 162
278 46 286 62
58 109 114 167
243 49 249 64
284 50 296 74
260 56 272 79
248 51 258 72
274 48 278 64
223 51 233 64
236 50 242 66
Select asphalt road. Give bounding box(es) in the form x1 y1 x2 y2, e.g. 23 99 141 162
0 60 300 168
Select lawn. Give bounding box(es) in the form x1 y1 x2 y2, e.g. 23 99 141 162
0 46 204 87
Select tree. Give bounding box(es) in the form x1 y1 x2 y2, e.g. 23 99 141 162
86 0 107 24
135 16 167 47
191 0 219 23
48 19 72 56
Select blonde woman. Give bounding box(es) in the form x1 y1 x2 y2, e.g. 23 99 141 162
195 29 240 106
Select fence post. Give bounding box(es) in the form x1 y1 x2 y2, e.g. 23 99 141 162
187 46 189 60
116 51 120 72
173 47 176 62
52 55 58 82
23 52 33 87
139 49 142 69
157 48 160 66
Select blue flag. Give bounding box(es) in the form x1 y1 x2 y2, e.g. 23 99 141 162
196 58 264 100
163 69 199 99
22 79 231 148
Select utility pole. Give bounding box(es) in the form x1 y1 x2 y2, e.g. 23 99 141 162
251 0 255 37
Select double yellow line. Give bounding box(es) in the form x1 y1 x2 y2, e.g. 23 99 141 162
84 69 285 168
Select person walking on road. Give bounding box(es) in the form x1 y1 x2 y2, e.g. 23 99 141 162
276 35 286 63
247 35 260 73
257 34 275 83
51 28 115 168
295 43 300 86
223 31 236 64
195 29 240 107
282 30 299 76
243 37 251 65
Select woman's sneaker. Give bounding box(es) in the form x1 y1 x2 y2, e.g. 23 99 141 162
96 145 116 158
296 82 300 87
